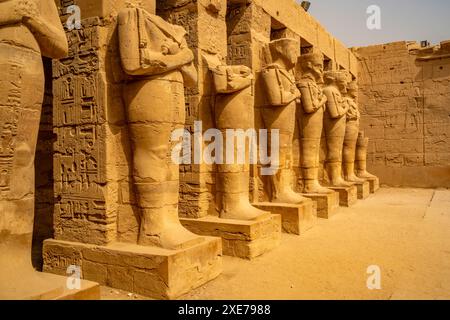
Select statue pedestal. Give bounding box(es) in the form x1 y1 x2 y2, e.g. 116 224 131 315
252 200 316 235
364 176 380 193
354 181 371 199
43 238 222 300
180 215 281 260
1 272 100 300
328 185 358 207
302 192 340 219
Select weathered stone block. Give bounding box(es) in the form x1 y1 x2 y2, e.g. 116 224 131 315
0 272 100 300
328 185 358 207
364 176 380 193
253 200 316 235
302 192 340 219
354 181 370 199
43 238 222 300
180 215 281 260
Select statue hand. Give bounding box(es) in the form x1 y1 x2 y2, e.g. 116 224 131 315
179 48 194 65
292 87 301 99
167 42 181 55
319 96 328 108
237 65 251 77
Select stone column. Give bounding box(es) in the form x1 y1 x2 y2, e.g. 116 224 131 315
296 51 334 194
118 6 204 250
226 1 271 202
322 70 358 207
343 80 365 183
204 54 270 221
342 80 371 199
43 0 222 300
157 0 228 219
322 71 353 188
260 38 307 205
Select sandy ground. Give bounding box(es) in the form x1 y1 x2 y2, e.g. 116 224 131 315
101 187 450 300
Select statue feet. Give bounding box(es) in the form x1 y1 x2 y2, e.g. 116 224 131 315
329 177 354 188
139 209 205 250
327 163 355 188
344 163 366 183
345 173 366 183
303 180 335 194
357 170 378 180
221 201 270 221
273 188 308 204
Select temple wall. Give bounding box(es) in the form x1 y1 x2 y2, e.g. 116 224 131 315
355 41 450 188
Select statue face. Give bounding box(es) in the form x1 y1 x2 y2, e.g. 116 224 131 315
337 79 348 93
348 89 357 99
308 60 324 81
283 42 300 68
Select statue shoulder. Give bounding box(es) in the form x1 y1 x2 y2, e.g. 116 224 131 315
263 63 281 71
298 78 318 89
322 86 333 94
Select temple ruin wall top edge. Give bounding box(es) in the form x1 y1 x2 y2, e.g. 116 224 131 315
56 0 358 77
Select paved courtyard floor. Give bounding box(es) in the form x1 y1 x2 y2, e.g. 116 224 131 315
102 188 450 300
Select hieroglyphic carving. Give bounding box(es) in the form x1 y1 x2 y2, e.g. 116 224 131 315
52 18 109 243
0 55 24 195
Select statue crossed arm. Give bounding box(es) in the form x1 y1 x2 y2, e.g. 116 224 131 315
118 8 194 77
298 82 327 114
323 87 349 119
213 65 253 93
262 64 301 107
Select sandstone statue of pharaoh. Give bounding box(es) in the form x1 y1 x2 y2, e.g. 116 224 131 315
356 131 378 180
261 38 308 204
296 51 334 194
342 80 366 183
118 5 203 250
322 71 354 187
204 54 270 220
0 0 68 298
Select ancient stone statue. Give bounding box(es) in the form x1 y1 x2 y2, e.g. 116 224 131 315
0 0 68 298
204 55 270 220
118 6 203 250
343 80 366 183
296 51 334 194
261 38 307 204
356 131 378 180
322 71 354 187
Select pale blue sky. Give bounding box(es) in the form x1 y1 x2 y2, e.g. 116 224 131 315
301 0 450 47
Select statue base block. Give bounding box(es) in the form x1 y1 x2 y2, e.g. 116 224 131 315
328 185 358 207
180 215 281 260
355 181 370 199
1 272 100 300
302 192 339 219
43 238 222 300
252 200 316 235
365 176 380 193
